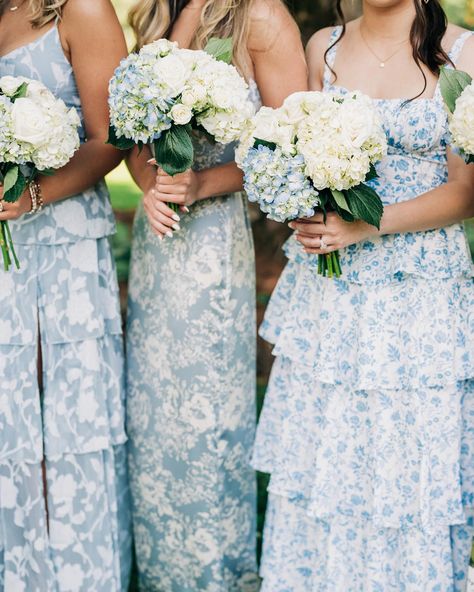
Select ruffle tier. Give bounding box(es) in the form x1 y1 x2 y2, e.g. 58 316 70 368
260 259 474 391
284 219 474 287
0 237 126 464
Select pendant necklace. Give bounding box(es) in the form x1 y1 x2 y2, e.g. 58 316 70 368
360 25 408 69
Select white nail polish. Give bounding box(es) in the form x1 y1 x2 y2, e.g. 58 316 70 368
166 230 173 238
172 224 180 231
183 207 190 213
172 214 180 222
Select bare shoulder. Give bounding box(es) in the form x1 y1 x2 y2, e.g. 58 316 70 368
444 23 474 76
306 26 334 59
62 0 119 24
248 0 300 52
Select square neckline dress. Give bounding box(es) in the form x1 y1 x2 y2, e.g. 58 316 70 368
253 27 474 592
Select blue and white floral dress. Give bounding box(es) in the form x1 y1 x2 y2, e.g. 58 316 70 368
253 28 474 592
126 81 261 591
0 25 132 591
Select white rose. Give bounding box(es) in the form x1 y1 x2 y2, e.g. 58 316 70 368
156 54 190 95
0 76 22 97
181 89 198 107
170 103 192 125
11 98 50 145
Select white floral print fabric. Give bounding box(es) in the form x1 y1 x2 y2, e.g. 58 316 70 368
126 82 262 591
0 26 132 592
253 29 474 592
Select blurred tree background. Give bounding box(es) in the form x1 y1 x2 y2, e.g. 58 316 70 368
107 2 474 583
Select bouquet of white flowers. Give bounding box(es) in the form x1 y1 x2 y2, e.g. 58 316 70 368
237 91 387 278
108 38 255 210
0 76 80 271
440 67 474 163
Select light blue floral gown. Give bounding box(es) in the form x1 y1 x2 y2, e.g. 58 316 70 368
0 25 132 591
126 82 262 591
253 28 474 592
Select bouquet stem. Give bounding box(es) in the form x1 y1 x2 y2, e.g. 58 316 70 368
318 251 342 279
0 221 19 272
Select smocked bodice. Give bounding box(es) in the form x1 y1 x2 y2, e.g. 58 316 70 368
285 27 474 284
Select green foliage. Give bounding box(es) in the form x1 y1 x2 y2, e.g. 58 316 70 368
153 124 194 176
439 66 473 113
205 37 233 64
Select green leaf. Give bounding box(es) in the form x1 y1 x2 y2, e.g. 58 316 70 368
467 153 474 164
254 138 277 151
3 166 18 194
11 82 28 101
3 170 27 203
153 124 194 176
106 125 136 150
439 66 473 113
330 189 351 213
365 163 378 182
345 183 384 229
205 37 233 64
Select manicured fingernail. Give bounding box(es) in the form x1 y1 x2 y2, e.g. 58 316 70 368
183 207 190 213
158 234 163 241
172 214 180 222
172 223 180 231
166 230 173 238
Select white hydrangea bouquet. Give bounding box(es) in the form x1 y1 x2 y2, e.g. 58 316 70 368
440 67 474 163
0 76 80 271
108 37 255 210
237 91 387 278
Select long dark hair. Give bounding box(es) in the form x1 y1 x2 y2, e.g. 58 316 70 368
324 0 452 99
0 0 9 18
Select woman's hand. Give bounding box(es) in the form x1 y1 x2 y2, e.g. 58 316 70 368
289 212 376 254
0 186 31 221
155 168 200 209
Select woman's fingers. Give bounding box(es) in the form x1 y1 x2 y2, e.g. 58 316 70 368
155 182 188 196
155 191 186 205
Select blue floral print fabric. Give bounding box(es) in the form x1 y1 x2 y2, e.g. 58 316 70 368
0 25 132 592
253 28 474 592
126 81 262 591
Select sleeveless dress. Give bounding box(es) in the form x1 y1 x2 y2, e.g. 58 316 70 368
253 28 474 592
0 26 132 591
126 81 261 591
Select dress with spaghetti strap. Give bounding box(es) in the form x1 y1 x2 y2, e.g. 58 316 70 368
0 25 132 592
253 28 474 591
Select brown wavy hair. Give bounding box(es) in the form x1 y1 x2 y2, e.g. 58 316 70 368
325 0 452 100
0 0 67 27
128 0 257 75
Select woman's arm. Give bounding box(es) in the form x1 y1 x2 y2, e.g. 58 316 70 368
0 0 127 219
147 0 308 238
292 150 474 254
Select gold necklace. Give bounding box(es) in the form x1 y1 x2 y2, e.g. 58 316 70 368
360 24 408 69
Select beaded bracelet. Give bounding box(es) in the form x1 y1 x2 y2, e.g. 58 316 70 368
28 179 44 214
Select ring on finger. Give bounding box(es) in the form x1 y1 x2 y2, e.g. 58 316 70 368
0 201 4 213
320 236 328 250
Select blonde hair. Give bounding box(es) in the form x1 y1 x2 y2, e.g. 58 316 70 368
25 0 67 28
129 0 255 75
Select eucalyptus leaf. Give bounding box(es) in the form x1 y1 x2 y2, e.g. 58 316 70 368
439 66 473 113
154 124 194 176
3 166 19 195
345 183 384 229
205 37 233 64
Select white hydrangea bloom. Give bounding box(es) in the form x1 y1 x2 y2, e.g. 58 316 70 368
449 83 474 157
109 40 255 147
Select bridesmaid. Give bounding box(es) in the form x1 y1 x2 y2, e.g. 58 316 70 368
253 0 474 590
0 1 131 590
125 0 307 589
